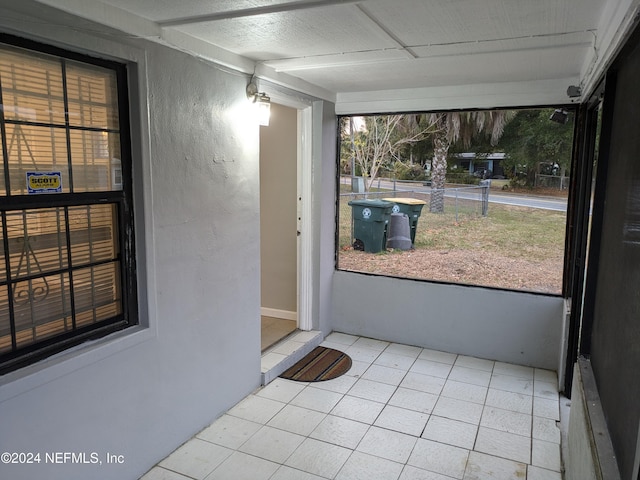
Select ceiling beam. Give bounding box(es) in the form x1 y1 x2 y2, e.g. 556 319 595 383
335 77 580 114
265 49 409 72
354 4 419 59
157 0 361 27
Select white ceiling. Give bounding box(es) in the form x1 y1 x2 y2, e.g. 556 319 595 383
26 0 640 110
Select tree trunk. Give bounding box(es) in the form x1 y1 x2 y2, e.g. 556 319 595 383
430 133 448 213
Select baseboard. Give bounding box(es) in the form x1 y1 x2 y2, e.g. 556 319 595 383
261 307 297 322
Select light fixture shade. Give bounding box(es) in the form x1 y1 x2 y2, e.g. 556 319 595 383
256 93 271 126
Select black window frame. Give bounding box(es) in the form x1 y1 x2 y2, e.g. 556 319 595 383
0 33 137 374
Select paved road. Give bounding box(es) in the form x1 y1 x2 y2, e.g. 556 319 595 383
346 178 568 212
477 191 567 211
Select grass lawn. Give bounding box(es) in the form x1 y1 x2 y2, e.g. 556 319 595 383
412 205 566 260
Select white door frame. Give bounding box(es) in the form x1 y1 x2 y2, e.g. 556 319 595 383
297 105 313 331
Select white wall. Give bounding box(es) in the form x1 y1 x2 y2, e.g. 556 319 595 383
0 5 263 479
332 271 564 370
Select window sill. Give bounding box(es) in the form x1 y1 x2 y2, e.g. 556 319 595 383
0 323 155 402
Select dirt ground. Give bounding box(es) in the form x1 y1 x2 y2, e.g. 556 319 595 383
338 247 563 294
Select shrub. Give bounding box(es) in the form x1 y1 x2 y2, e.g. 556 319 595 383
446 173 480 185
393 163 427 181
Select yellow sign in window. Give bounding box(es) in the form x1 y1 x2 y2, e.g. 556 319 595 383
26 172 62 194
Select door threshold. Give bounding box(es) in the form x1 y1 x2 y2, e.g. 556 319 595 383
260 330 323 385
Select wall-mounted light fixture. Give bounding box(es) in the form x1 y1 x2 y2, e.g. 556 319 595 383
549 109 569 124
246 78 271 126
566 85 582 98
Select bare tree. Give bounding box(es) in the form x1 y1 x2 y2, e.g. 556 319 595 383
348 114 437 191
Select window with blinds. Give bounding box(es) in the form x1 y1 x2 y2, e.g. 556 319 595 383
0 35 137 373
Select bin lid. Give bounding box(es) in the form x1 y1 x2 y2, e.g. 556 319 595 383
382 197 427 205
348 199 393 207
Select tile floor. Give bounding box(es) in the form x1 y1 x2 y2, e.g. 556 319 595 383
141 333 563 480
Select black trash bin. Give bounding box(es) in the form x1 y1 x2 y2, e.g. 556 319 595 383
348 199 394 253
383 197 427 245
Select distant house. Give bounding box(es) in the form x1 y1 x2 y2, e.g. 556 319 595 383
450 152 507 178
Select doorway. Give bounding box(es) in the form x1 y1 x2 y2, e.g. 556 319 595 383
260 103 299 351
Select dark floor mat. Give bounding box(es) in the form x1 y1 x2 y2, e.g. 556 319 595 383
280 346 352 382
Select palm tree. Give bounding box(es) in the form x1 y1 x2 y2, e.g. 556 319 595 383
427 110 515 213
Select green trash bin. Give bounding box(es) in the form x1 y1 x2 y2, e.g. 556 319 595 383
348 199 394 253
383 198 427 245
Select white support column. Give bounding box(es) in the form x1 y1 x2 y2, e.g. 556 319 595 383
298 106 314 331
